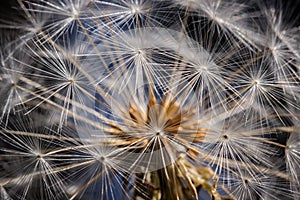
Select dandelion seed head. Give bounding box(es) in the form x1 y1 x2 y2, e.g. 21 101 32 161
1 0 300 199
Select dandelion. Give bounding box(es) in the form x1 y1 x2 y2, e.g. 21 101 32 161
0 0 299 199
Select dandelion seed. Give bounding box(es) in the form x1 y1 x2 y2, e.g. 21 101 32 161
200 110 279 180
0 117 68 199
93 27 181 91
91 0 161 29
228 51 300 122
223 168 297 200
10 34 101 130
